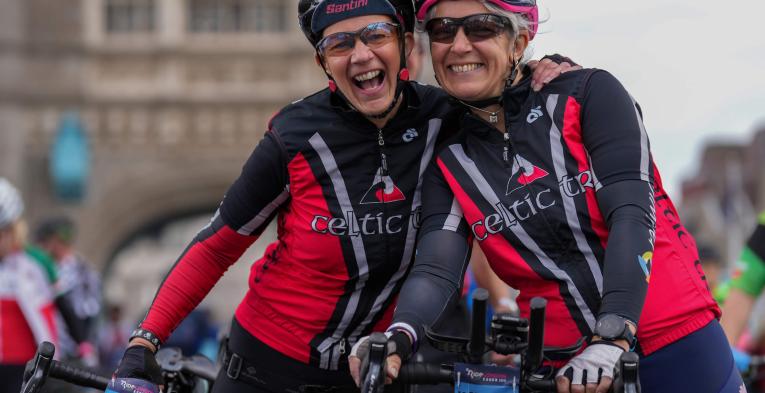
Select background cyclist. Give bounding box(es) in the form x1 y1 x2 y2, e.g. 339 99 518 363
719 212 765 372
0 178 58 393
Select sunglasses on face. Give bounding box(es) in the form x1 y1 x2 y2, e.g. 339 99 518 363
316 22 400 58
425 14 513 44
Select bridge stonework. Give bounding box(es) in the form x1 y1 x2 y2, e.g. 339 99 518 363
0 0 325 269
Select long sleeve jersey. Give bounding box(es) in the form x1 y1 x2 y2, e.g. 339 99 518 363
137 83 459 370
392 69 720 356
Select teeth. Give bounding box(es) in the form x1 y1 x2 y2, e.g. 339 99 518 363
354 70 381 82
450 64 482 73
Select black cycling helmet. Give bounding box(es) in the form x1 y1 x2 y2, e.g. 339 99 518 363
299 0 416 47
298 0 416 120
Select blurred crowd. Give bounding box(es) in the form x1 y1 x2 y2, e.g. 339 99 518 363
0 178 220 393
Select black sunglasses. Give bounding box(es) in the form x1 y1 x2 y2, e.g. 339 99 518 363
316 22 400 58
425 13 513 44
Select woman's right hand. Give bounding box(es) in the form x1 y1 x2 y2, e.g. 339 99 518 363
111 343 164 390
348 332 412 387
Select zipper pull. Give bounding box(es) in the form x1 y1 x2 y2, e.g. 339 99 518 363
339 338 346 355
378 129 389 175
381 153 389 175
503 132 511 167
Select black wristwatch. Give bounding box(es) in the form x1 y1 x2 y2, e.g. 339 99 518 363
594 314 635 346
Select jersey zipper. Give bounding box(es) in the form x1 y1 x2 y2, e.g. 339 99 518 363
503 132 512 168
377 128 391 270
378 128 389 175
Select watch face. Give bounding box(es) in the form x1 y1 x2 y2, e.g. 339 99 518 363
596 315 623 339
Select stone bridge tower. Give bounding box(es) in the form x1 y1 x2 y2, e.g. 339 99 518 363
0 0 325 274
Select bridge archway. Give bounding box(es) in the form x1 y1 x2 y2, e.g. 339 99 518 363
83 164 277 325
77 164 237 270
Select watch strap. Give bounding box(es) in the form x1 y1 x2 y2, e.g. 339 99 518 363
130 327 162 349
595 315 636 346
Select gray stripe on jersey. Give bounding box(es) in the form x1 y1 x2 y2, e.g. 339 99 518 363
346 119 443 353
546 94 603 295
309 133 369 370
237 186 290 235
442 197 464 232
449 144 597 330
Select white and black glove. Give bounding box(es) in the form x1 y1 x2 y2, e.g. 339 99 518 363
556 342 623 391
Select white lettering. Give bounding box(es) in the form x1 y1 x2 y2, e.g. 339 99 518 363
472 190 557 241
310 208 418 236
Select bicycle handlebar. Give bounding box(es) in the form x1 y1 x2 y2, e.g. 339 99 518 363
49 360 110 390
21 342 219 393
21 342 109 393
362 291 640 393
396 363 452 384
468 289 488 364
525 297 547 374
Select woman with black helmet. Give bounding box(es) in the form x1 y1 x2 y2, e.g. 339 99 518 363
350 0 746 392
108 1 575 392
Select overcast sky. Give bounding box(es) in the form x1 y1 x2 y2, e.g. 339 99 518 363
526 0 765 197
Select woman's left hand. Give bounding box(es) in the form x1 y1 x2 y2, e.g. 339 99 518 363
554 342 624 393
528 57 582 91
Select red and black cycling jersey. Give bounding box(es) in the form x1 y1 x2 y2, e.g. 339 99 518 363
138 82 459 369
395 69 720 356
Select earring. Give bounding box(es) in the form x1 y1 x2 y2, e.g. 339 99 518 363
399 68 410 81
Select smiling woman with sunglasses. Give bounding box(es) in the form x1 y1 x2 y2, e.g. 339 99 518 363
351 1 747 393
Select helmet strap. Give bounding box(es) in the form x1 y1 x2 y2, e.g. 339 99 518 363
507 55 519 88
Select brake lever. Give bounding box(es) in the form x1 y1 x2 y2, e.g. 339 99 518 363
21 342 56 393
361 332 388 393
611 352 640 393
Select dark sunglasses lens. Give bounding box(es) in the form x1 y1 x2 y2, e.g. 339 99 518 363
426 19 458 44
464 16 507 41
319 33 356 57
361 23 397 48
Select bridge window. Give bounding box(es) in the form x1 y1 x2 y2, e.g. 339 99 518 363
188 0 287 33
105 0 156 33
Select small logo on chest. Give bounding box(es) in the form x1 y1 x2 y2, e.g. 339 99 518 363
402 128 418 143
360 167 406 204
526 106 543 124
506 154 549 195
